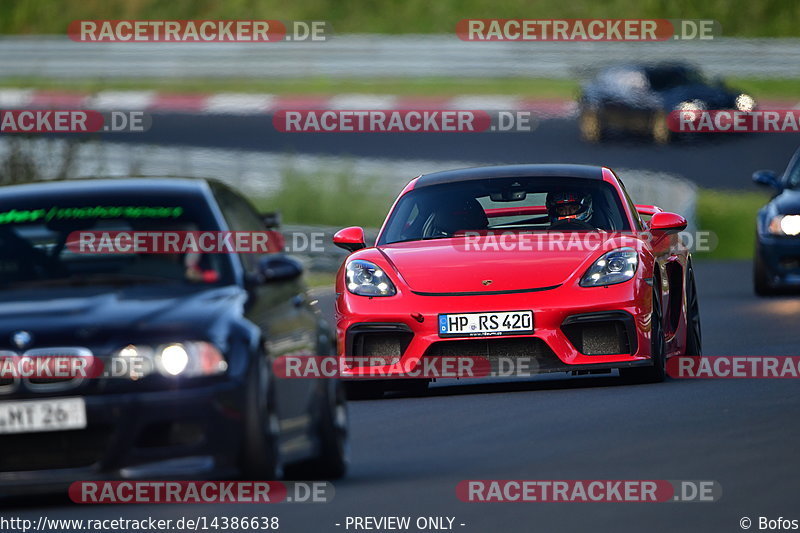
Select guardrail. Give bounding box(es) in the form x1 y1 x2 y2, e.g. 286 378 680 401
0 138 697 271
0 36 797 79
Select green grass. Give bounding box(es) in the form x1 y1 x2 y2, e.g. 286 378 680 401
728 78 800 102
252 167 393 228
696 188 770 259
2 76 799 102
1 0 798 36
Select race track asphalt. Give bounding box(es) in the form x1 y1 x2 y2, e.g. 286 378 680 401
99 112 800 190
8 260 800 533
7 109 800 532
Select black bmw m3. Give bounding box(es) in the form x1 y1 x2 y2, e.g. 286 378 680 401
0 177 347 495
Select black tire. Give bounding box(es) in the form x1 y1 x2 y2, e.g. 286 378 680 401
395 379 430 395
684 264 702 357
621 287 666 383
579 108 604 143
284 381 348 480
754 247 779 296
651 111 672 144
240 355 281 480
345 381 386 400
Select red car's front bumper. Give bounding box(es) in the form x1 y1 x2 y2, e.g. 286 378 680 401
336 280 654 379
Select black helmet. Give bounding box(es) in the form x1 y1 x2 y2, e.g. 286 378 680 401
545 191 593 223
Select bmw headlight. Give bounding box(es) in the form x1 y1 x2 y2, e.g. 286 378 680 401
580 248 639 287
768 215 800 236
158 344 190 375
112 341 227 379
346 260 396 296
735 93 756 112
675 100 706 121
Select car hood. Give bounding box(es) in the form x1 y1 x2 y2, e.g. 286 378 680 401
0 285 245 351
378 233 641 294
660 84 737 110
771 188 800 214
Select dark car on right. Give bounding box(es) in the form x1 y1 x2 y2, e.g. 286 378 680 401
578 62 755 144
753 147 800 295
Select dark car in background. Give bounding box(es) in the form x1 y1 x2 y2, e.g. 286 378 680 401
578 62 755 143
0 178 347 495
753 147 800 295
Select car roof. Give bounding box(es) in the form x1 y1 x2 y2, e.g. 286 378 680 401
0 177 212 202
414 164 606 188
598 62 697 74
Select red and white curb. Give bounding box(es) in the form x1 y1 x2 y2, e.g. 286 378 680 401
0 89 578 118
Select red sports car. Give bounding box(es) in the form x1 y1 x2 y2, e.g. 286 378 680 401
333 164 701 398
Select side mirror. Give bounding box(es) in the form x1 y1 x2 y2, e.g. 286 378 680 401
333 226 366 252
649 212 687 235
256 255 303 283
261 211 282 229
752 170 781 190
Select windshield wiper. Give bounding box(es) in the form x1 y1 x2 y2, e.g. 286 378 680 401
387 233 484 244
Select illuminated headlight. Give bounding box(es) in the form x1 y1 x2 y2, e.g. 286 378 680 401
769 215 800 236
112 341 227 379
345 259 396 297
675 100 706 121
735 93 756 112
159 344 190 375
113 344 154 380
156 342 227 377
580 247 639 287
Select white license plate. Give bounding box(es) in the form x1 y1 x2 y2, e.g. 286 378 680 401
438 310 533 337
0 397 87 434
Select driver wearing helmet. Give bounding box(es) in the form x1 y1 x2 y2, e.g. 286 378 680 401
546 190 594 230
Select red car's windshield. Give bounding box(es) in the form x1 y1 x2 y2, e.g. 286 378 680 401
379 177 631 245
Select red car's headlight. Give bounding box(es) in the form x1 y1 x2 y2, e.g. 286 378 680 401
345 260 397 297
580 247 638 287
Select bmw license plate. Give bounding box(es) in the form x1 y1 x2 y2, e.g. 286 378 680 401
0 397 87 434
438 311 533 338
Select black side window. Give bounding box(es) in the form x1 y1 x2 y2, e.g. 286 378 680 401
786 151 800 189
214 186 267 272
616 177 643 231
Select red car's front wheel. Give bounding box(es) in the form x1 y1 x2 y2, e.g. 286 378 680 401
621 287 666 383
